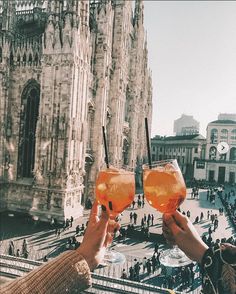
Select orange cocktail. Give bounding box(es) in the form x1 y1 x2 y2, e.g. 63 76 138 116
143 161 186 213
96 168 135 218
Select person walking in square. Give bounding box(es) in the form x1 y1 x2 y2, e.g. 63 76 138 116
200 211 204 222
142 257 147 273
8 241 15 256
151 214 154 226
129 212 133 223
133 212 137 225
187 210 190 218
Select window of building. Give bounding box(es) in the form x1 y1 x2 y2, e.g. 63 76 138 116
231 129 236 140
18 81 40 178
208 170 215 182
219 154 226 161
220 129 228 140
194 147 198 153
210 129 218 144
230 147 236 161
182 156 185 164
160 147 162 152
183 148 185 152
209 146 217 160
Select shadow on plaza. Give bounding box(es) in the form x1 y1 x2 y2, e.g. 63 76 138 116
0 211 52 240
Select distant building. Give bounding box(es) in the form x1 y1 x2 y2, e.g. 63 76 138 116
173 114 199 136
151 134 206 181
218 113 236 122
194 119 236 184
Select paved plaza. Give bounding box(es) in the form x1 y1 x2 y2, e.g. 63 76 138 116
0 187 235 292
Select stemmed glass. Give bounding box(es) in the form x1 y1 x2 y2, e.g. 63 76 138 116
143 159 192 267
96 165 135 264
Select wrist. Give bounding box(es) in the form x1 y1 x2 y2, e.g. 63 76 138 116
77 248 96 271
196 243 208 263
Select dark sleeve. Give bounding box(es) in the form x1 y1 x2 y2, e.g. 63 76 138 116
1 250 92 294
201 243 236 294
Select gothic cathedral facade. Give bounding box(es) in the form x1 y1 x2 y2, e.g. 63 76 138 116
0 0 152 221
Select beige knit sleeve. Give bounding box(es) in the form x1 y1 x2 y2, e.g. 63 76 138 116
1 250 92 294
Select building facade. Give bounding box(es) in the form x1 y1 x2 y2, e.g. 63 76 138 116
151 134 206 181
173 114 199 136
0 0 152 221
194 119 236 184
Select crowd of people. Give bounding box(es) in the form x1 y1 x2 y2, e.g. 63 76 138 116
219 188 236 230
117 184 236 292
123 244 161 282
120 240 198 291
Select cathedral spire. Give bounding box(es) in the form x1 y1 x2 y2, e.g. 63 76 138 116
1 0 16 31
133 0 144 27
47 0 63 15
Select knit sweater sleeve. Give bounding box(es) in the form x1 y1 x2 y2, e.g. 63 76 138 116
201 243 236 294
1 250 92 294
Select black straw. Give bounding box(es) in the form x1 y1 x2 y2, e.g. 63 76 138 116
145 118 152 169
102 126 109 169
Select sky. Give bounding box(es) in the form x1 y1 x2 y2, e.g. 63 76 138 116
143 1 236 137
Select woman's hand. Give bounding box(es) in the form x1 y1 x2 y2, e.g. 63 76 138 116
162 210 208 263
78 201 120 270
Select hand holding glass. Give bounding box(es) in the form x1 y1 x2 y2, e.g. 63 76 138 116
96 166 135 264
143 159 191 267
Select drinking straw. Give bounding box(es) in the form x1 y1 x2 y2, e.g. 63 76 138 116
102 126 110 169
145 118 152 169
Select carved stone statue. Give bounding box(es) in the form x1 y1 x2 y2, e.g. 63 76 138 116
62 13 72 50
54 22 61 50
45 18 55 49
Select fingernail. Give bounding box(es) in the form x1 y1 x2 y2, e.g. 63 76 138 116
101 205 106 212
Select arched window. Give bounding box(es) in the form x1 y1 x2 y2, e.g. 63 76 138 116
220 129 228 140
230 147 236 161
209 146 217 160
231 129 236 140
18 80 40 178
210 129 218 144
